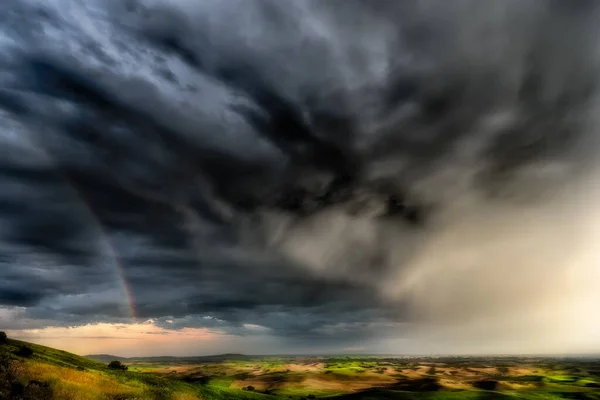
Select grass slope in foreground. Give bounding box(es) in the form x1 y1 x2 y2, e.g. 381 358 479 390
0 338 276 400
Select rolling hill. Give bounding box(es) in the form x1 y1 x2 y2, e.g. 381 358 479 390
0 338 279 400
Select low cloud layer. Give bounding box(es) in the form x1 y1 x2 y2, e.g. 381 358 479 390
2 0 600 354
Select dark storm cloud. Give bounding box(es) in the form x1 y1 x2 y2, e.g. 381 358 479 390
2 0 600 343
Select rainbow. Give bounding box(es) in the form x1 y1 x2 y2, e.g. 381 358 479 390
92 221 138 322
22 134 137 322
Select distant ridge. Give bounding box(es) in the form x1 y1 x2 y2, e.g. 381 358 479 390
85 353 249 363
84 354 128 362
85 352 600 363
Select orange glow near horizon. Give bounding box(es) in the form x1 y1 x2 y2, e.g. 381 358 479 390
6 321 230 357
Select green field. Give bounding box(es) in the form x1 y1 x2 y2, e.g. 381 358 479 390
2 338 600 399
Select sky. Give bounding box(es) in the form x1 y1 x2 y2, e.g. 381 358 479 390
1 0 600 357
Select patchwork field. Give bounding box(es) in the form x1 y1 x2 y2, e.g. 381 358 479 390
2 338 600 399
123 355 600 399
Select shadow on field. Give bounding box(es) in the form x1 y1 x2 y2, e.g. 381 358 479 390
387 377 442 392
333 374 600 400
333 389 515 399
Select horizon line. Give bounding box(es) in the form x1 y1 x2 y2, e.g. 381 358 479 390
83 351 600 359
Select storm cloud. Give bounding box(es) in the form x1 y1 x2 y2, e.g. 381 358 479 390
2 0 600 353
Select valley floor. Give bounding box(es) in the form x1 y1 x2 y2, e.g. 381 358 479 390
2 339 600 400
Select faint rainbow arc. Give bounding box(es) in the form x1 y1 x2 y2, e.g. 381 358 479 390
75 201 139 323
21 134 138 322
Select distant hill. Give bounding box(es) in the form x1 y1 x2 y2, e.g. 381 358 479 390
85 352 250 363
83 353 128 363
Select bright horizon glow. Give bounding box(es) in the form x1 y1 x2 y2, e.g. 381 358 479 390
6 314 600 358
6 322 230 357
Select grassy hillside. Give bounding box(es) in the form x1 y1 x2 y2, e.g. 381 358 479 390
0 338 280 400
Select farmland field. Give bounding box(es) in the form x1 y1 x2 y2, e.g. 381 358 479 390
2 338 600 399
109 353 600 399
